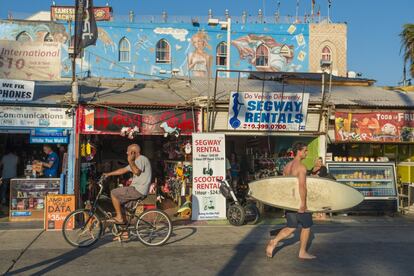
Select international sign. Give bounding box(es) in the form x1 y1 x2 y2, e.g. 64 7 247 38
228 92 309 131
0 40 61 81
0 79 34 102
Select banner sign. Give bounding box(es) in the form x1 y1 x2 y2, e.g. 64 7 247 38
0 40 61 81
31 128 68 137
192 133 226 220
228 91 309 131
30 136 69 144
0 106 72 128
335 111 414 142
80 107 198 135
74 0 98 54
0 79 34 102
51 6 112 21
45 195 75 230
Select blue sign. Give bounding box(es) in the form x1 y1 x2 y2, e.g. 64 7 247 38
227 91 310 131
30 136 69 144
11 211 32 217
31 128 68 137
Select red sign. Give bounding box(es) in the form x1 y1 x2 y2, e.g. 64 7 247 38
51 6 112 21
79 106 198 135
335 111 414 142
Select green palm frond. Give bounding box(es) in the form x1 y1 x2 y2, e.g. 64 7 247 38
400 24 414 77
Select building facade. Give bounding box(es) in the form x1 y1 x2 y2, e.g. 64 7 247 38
0 18 347 79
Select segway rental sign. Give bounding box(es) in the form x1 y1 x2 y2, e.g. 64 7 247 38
192 133 226 220
228 92 309 131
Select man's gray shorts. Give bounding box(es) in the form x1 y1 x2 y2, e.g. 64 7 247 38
111 186 144 205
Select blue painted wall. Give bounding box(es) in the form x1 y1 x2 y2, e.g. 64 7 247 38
68 22 309 79
0 20 309 79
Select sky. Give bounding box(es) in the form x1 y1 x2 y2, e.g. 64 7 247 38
1 0 413 86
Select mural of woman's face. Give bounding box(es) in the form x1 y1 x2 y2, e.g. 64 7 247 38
193 37 205 50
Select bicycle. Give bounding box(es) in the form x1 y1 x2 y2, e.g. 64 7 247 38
62 175 172 248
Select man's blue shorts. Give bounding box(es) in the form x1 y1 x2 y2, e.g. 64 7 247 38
286 211 313 229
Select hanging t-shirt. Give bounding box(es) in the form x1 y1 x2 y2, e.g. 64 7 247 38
44 152 60 177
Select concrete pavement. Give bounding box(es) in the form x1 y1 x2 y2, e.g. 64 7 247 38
1 218 414 275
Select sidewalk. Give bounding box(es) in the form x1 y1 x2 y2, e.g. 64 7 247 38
2 218 414 275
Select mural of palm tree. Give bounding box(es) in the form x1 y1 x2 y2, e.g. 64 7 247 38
400 24 414 83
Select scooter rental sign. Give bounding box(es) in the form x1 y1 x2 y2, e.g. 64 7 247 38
192 133 226 220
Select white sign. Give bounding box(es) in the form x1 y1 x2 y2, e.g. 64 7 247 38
0 106 72 128
0 40 61 81
192 133 226 220
0 79 34 102
228 92 310 131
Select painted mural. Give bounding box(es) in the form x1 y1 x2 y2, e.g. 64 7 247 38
0 21 69 43
0 20 309 79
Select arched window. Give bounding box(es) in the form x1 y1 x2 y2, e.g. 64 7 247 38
321 46 332 62
255 44 269 66
44 33 54 42
16 32 32 42
155 39 170 63
119 37 130 62
216 42 227 66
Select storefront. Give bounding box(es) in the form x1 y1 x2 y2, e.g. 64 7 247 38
208 90 328 215
327 109 414 214
0 105 74 222
77 105 201 220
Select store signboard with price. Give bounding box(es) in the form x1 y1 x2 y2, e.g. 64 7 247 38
0 40 61 81
44 195 75 231
227 91 309 131
192 133 226 220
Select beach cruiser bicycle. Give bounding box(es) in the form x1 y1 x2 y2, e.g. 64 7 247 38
62 175 172 247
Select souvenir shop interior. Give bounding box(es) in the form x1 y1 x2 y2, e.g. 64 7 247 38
79 133 193 220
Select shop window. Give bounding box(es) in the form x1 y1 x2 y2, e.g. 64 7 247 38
155 39 171 64
321 46 332 62
44 33 54 42
216 42 227 66
119 37 130 62
16 31 32 42
255 44 268 67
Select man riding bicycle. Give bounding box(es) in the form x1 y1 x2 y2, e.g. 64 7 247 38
103 144 152 225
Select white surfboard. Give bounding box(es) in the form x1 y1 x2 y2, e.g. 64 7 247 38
248 176 364 212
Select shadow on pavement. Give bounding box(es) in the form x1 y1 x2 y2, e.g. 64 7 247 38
166 227 197 245
217 221 347 275
6 237 111 275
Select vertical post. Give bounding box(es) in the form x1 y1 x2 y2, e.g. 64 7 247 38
318 73 325 133
226 18 231 78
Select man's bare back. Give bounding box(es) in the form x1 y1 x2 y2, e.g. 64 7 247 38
283 159 307 177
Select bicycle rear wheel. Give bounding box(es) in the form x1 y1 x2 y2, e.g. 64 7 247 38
135 209 172 246
62 209 102 247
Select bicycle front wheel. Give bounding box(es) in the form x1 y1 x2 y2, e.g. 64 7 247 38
62 209 102 247
135 209 172 246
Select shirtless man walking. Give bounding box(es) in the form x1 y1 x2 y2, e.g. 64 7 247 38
266 142 316 259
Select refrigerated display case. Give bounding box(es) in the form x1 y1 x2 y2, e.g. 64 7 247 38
326 162 398 213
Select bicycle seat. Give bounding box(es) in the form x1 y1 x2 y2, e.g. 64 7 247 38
124 196 147 211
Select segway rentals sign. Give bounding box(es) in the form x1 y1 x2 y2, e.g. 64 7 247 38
192 133 226 220
228 92 309 131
